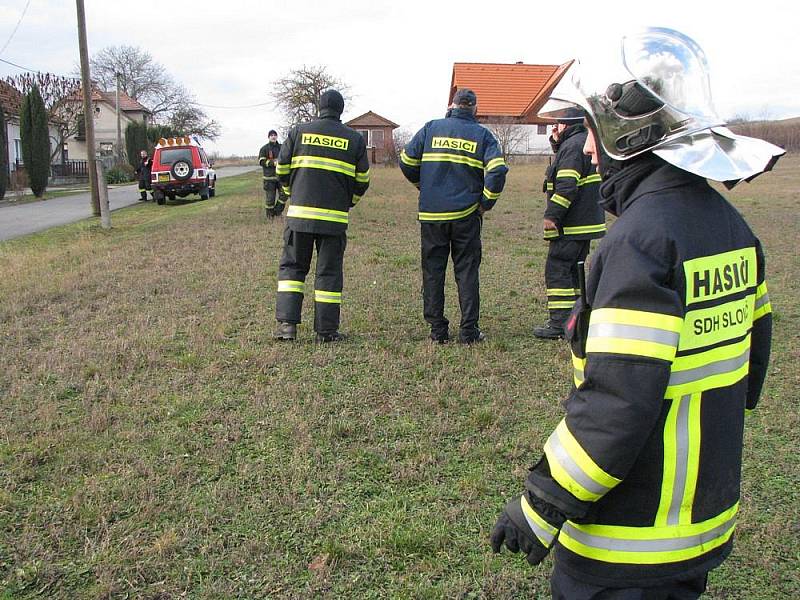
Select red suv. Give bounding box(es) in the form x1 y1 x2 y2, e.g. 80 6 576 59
150 136 217 205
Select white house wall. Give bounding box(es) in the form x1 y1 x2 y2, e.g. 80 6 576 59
66 101 144 161
5 119 62 171
487 123 555 155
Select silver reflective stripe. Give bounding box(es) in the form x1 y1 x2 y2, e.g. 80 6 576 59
588 323 680 347
561 517 736 552
548 430 610 497
667 395 692 525
754 293 770 311
669 348 750 386
523 511 556 547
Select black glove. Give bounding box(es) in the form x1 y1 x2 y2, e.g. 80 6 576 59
490 494 563 566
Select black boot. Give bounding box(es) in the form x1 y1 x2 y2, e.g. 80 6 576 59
274 322 297 341
315 331 347 343
533 319 565 340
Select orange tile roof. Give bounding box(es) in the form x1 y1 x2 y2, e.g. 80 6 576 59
0 80 24 114
449 61 572 122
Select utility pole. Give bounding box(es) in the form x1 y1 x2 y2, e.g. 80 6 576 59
115 71 122 165
76 0 101 217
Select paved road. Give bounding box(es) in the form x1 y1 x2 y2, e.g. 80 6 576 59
0 165 258 242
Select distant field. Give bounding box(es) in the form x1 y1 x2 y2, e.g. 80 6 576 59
0 157 798 598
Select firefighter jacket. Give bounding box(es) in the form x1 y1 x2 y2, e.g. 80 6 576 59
543 124 605 241
399 108 508 221
258 141 281 179
276 115 370 235
136 157 152 186
523 155 773 587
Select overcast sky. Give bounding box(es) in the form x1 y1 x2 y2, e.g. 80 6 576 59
1 0 798 156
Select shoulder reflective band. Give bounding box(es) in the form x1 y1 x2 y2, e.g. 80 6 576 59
485 157 506 172
572 353 586 388
544 419 622 502
521 495 558 548
290 155 356 177
579 173 602 186
276 162 290 175
482 187 501 200
684 247 757 306
556 169 581 180
431 136 477 154
421 152 484 170
355 169 370 183
753 281 771 321
563 224 607 236
278 280 305 294
301 133 349 150
551 194 571 208
400 150 421 166
587 308 683 361
418 203 478 222
559 502 738 564
666 335 750 398
287 205 349 224
656 393 701 527
314 290 342 304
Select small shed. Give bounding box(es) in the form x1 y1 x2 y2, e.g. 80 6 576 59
346 111 399 164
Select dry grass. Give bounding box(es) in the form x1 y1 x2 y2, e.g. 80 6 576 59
0 157 798 598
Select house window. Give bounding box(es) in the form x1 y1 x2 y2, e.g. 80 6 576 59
371 129 384 149
537 124 547 135
99 142 114 156
357 129 370 146
14 139 22 164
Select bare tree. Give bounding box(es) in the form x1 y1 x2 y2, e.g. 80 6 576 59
486 117 530 161
271 65 350 126
5 73 83 164
385 128 412 166
84 44 220 140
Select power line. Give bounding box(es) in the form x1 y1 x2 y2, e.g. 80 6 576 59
0 55 39 73
0 0 33 57
194 100 273 109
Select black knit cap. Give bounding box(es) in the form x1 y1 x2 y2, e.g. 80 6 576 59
319 89 345 117
268 129 277 136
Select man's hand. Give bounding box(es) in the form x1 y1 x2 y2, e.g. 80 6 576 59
490 494 563 566
543 218 558 231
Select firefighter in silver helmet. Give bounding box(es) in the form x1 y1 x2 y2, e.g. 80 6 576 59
490 28 782 599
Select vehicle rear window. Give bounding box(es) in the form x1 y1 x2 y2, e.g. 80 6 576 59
158 148 193 165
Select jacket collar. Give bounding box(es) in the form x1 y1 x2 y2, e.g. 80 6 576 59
449 107 477 122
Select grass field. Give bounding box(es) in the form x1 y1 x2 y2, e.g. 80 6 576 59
0 158 798 599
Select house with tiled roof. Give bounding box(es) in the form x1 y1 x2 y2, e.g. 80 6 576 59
65 86 151 161
346 110 399 164
448 61 572 155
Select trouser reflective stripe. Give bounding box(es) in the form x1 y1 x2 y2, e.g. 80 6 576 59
657 393 701 526
315 290 342 304
545 238 589 323
420 212 482 337
276 227 346 332
264 179 287 209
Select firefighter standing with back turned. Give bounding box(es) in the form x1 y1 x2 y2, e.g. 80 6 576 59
533 108 605 339
400 88 508 344
490 28 782 599
273 90 370 343
259 129 287 218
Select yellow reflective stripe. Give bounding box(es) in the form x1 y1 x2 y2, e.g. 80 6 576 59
684 247 757 305
666 336 750 398
544 420 622 502
546 182 554 190
355 169 370 183
682 394 702 525
548 300 576 310
421 152 484 169
547 288 580 296
560 502 738 564
485 157 506 172
290 155 356 177
286 204 349 224
263 175 278 180
572 352 586 388
753 282 771 321
587 308 684 362
352 194 362 205
556 169 581 180
275 162 290 175
400 150 421 166
282 186 291 196
482 187 501 200
278 280 304 293
679 294 754 351
520 495 558 548
544 229 559 239
551 193 571 208
314 290 342 304
563 224 607 235
418 203 478 221
578 174 602 186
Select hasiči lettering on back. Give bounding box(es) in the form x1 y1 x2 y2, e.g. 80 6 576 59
431 136 478 154
301 133 349 150
684 248 757 304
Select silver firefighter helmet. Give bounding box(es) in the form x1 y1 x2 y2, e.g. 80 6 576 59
539 27 785 186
